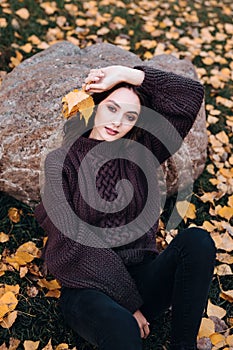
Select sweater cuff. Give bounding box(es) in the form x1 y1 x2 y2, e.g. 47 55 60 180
134 65 158 96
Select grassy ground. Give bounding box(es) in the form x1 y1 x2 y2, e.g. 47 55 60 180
0 0 233 349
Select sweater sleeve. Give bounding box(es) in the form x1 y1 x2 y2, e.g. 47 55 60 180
34 149 143 313
134 65 205 164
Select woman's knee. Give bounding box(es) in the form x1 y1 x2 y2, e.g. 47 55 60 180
177 227 216 258
99 308 142 349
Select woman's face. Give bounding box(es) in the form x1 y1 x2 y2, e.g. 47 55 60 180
89 87 141 141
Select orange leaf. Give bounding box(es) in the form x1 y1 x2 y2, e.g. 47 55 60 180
37 278 61 290
220 289 233 303
0 232 9 243
8 208 22 223
0 311 18 329
0 292 18 319
207 299 226 319
62 89 94 126
217 206 233 220
0 18 7 28
41 339 52 350
15 8 30 20
198 317 215 338
23 340 40 350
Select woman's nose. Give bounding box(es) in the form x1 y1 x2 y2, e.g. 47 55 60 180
112 115 122 127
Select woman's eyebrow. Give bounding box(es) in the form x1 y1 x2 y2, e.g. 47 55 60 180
107 100 139 116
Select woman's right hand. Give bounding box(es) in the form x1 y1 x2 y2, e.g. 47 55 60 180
83 65 145 93
133 309 150 339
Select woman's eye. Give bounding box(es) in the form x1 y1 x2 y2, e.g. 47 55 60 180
127 115 137 122
107 105 117 113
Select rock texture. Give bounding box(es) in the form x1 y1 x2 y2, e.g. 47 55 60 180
0 41 207 207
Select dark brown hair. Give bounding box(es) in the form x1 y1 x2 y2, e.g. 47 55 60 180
62 82 149 147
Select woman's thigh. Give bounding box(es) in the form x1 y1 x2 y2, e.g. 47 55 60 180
128 227 216 321
59 287 142 349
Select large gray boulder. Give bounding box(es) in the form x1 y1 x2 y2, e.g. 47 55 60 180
0 41 207 207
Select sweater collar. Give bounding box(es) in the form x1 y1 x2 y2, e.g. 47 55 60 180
69 130 125 157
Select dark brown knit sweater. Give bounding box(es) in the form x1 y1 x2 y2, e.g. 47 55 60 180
34 66 204 313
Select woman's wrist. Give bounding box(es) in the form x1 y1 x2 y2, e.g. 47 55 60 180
120 66 145 86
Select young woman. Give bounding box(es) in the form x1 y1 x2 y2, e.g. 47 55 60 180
35 65 216 350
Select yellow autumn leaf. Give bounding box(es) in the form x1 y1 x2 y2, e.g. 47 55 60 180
0 18 7 28
201 221 216 232
216 253 233 265
217 206 233 220
202 57 214 65
20 43 33 53
0 292 18 319
211 232 233 252
23 340 40 350
8 208 22 223
15 8 30 20
55 344 69 350
215 264 232 276
0 232 9 243
97 27 110 35
226 334 233 346
45 290 61 298
17 241 39 257
176 201 196 222
37 278 61 290
40 2 57 15
210 333 226 346
41 339 52 350
0 284 20 299
215 131 229 144
207 299 226 319
228 195 233 207
8 337 21 350
198 317 215 338
0 310 18 329
220 289 233 303
62 89 94 126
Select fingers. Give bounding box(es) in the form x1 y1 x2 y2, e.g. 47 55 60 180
139 322 150 339
83 69 105 92
85 69 105 83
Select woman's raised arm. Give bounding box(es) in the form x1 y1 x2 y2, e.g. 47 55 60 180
84 65 145 92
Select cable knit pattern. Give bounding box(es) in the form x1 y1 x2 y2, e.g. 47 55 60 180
34 66 204 313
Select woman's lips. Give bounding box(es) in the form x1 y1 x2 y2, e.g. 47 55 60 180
105 127 119 135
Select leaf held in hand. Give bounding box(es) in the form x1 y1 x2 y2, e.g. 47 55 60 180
62 89 94 126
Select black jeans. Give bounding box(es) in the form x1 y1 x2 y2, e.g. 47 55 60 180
60 228 216 350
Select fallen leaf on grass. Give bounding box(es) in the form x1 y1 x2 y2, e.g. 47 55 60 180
226 334 233 346
0 18 7 28
216 253 233 264
215 264 232 276
55 344 69 350
15 8 30 20
220 289 233 303
37 278 61 290
211 232 233 252
217 206 233 220
8 208 22 223
6 242 40 270
23 340 40 350
0 232 9 243
198 317 215 338
0 292 18 320
210 333 226 346
41 339 52 350
207 299 226 319
0 310 18 328
176 201 196 223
